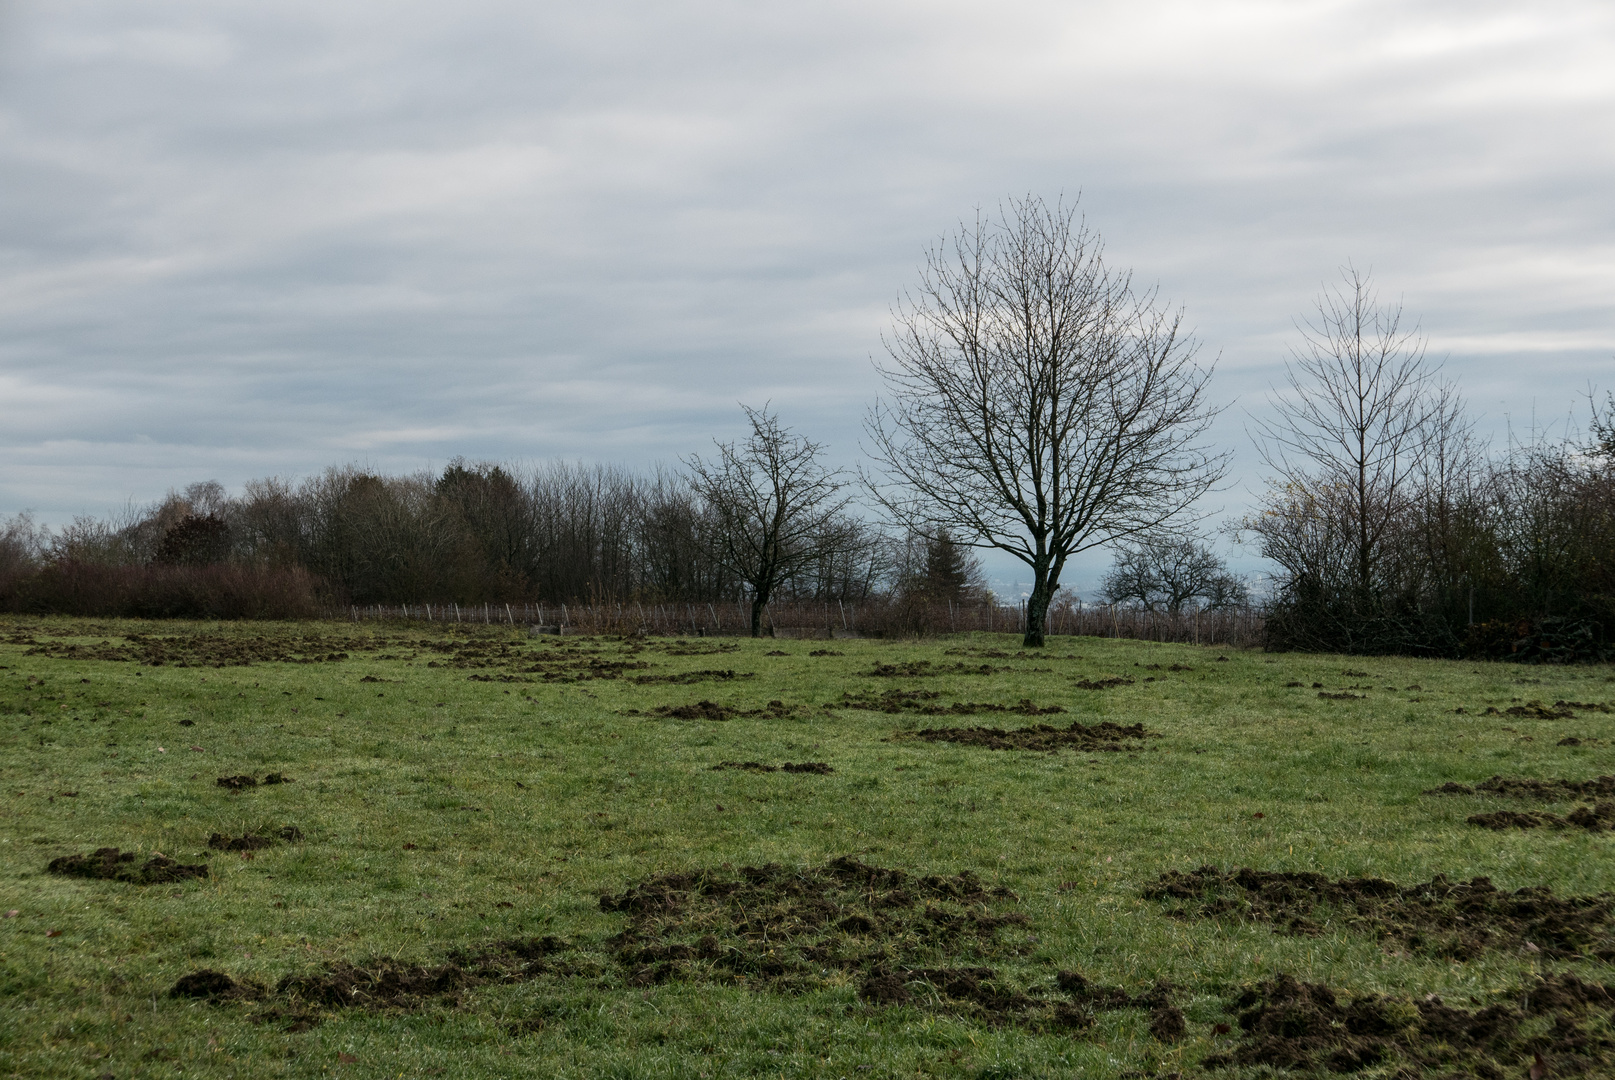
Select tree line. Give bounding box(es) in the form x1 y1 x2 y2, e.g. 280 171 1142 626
3 195 1611 656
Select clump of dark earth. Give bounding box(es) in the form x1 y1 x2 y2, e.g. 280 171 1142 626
48 847 209 885
1424 775 1615 800
946 648 1084 660
173 936 574 1028
808 649 843 656
207 826 304 851
24 631 357 667
868 661 1006 677
1144 866 1615 960
1072 677 1133 691
216 773 293 790
764 650 790 656
467 673 534 683
634 669 755 685
913 720 1156 753
1202 971 1615 1077
1478 700 1580 719
596 856 1181 1036
1468 801 1615 832
634 699 799 721
833 688 1065 716
1318 691 1365 700
170 970 263 1001
1058 972 1185 1041
710 761 834 774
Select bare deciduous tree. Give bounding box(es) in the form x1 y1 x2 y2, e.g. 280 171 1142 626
686 405 853 637
1250 268 1441 609
866 195 1225 646
1100 534 1247 614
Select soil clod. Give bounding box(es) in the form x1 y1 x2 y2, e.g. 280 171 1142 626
912 720 1156 753
1468 801 1615 832
710 761 834 774
170 970 261 1001
1145 866 1615 960
48 847 209 885
1202 971 1615 1077
834 689 1064 716
596 857 1173 1032
644 700 797 721
1072 677 1133 691
1424 775 1615 800
207 826 304 851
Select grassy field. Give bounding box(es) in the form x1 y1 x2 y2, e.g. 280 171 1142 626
2 616 1614 1079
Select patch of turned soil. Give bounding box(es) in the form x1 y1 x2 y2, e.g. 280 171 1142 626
1468 802 1615 832
172 936 574 1028
1425 775 1615 800
626 699 800 721
912 720 1155 753
1145 866 1615 961
597 856 1183 1036
634 669 756 685
1072 677 1134 691
1203 971 1615 1078
867 661 1007 677
207 826 304 851
23 632 359 667
808 649 843 656
48 847 209 885
1461 699 1612 719
215 773 294 790
944 648 1086 660
653 641 741 656
710 761 834 774
832 688 1066 716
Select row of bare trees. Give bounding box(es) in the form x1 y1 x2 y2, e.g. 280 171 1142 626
1238 269 1615 660
6 194 1608 654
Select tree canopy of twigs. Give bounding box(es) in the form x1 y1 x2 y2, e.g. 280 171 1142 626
1249 267 1444 612
865 195 1225 646
685 405 855 637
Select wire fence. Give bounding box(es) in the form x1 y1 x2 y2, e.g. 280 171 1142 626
339 598 1265 648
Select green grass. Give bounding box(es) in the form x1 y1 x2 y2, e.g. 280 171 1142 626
2 616 1613 1078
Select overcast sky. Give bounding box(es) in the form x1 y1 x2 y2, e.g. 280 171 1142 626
2 0 1612 594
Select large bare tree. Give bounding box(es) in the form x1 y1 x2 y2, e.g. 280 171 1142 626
866 196 1225 646
686 405 854 637
1249 267 1440 612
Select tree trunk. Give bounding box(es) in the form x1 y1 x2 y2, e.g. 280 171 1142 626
750 594 768 638
1023 572 1053 648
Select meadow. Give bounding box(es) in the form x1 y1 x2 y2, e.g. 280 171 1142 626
2 616 1613 1079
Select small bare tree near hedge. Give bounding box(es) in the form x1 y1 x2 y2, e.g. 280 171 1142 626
685 406 854 637
866 195 1225 646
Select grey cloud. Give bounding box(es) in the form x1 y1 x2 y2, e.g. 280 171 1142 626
1 0 1612 596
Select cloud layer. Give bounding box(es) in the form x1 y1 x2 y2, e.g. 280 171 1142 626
2 0 1612 588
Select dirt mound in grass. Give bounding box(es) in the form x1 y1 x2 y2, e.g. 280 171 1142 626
170 970 265 1001
215 772 293 790
1468 801 1615 832
808 649 842 656
637 699 798 721
174 936 574 1027
1424 774 1615 800
24 631 357 667
207 826 304 851
867 661 1009 677
710 761 834 774
48 847 209 885
634 669 755 685
596 856 1179 1034
1144 866 1615 960
1202 971 1615 1077
833 689 1065 716
912 720 1155 753
1071 677 1133 691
